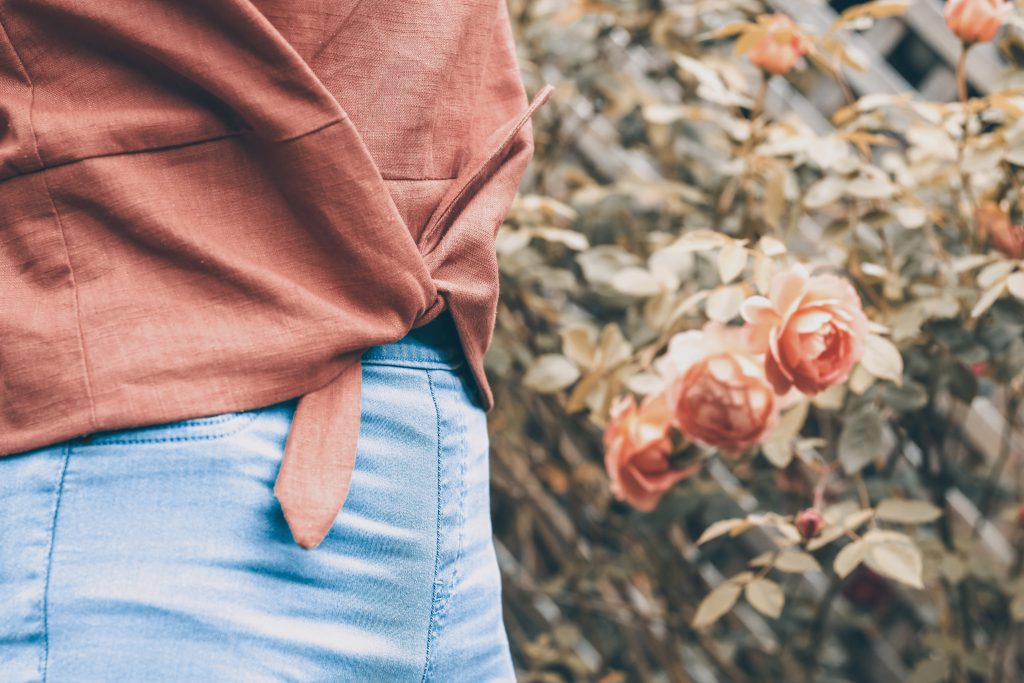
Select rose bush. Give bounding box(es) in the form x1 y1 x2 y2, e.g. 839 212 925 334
491 0 1024 680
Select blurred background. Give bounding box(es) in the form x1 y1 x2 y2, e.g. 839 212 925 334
489 1 1024 681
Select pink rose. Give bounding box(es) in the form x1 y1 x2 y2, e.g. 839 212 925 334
976 201 1024 259
742 264 869 395
748 15 807 76
603 391 699 511
945 0 1007 44
660 323 779 453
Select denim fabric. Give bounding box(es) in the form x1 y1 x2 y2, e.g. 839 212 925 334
0 312 515 682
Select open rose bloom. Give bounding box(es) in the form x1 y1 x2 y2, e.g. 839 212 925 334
944 0 1008 44
742 264 869 395
603 391 700 511
658 323 778 453
747 14 808 76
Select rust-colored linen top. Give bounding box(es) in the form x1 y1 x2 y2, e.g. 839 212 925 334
0 0 554 549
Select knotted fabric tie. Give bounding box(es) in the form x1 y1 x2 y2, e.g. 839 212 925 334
270 82 556 550
272 356 363 549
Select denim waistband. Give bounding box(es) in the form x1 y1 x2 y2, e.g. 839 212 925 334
360 309 465 369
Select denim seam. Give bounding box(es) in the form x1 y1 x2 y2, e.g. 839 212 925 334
81 411 260 445
421 369 444 683
40 444 71 682
419 369 471 682
360 357 464 371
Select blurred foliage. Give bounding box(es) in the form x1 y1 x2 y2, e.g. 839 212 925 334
489 0 1024 681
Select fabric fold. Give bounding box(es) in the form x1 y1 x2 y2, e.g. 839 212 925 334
274 84 556 550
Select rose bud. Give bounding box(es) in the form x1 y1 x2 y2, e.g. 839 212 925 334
944 0 1008 45
795 508 825 541
748 14 808 76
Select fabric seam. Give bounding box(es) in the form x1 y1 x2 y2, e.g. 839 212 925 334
421 370 444 682
439 370 469 622
0 17 100 432
40 445 71 682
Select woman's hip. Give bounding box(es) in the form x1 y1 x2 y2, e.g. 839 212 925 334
0 317 512 682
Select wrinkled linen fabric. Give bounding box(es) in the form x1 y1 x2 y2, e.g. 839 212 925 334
0 313 516 682
0 0 554 548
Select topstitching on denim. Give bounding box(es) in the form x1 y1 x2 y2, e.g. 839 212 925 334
421 368 445 683
76 410 261 446
40 444 71 683
420 368 470 683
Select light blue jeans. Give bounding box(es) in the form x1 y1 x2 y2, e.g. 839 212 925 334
0 311 515 682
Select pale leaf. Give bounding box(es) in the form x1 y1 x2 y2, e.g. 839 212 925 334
559 326 597 369
692 582 742 629
758 236 787 256
1011 593 1024 622
864 536 924 589
970 281 1006 319
744 578 785 618
706 285 745 323
860 335 903 385
611 267 662 298
717 243 748 284
875 499 943 524
978 260 1016 290
673 229 732 252
749 551 821 573
1008 272 1024 300
697 518 749 545
835 540 867 578
523 354 580 394
761 440 793 468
